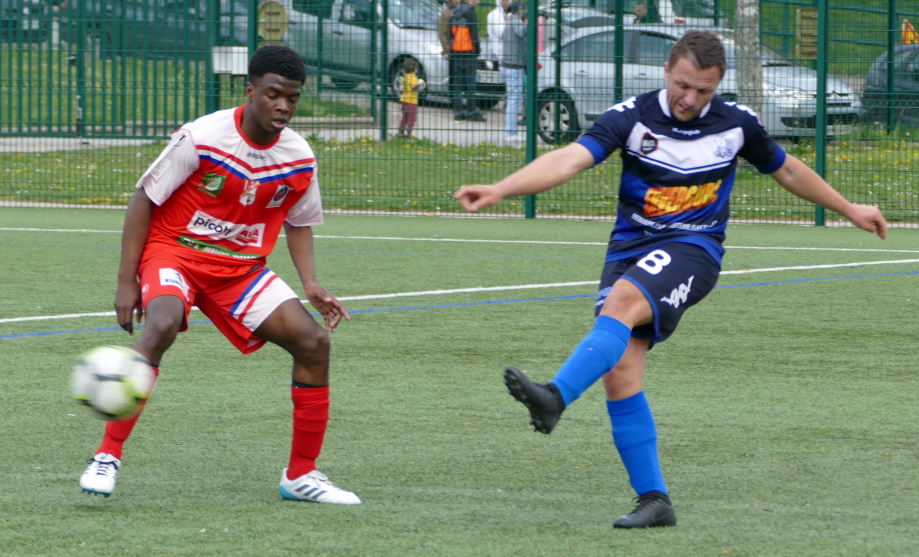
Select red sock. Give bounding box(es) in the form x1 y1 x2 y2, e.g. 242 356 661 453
287 385 329 480
96 366 159 459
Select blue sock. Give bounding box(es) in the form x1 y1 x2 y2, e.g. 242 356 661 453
607 392 667 496
549 316 631 406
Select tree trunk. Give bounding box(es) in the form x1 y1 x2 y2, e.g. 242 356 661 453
736 0 763 117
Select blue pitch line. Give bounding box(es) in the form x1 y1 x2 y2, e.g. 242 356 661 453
3 269 919 340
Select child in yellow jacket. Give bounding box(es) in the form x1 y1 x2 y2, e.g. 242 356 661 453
399 59 424 137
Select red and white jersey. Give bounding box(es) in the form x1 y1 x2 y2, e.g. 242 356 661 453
137 105 322 266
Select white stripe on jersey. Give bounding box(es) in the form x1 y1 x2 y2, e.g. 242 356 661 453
624 122 746 176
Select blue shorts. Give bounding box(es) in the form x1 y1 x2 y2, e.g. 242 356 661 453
595 242 720 347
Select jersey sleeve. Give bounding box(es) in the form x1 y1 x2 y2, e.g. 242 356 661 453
137 130 201 205
732 103 787 174
285 171 324 227
575 97 640 166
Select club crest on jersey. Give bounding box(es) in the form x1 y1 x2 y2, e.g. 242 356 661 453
266 185 291 209
713 134 735 159
640 132 658 154
198 173 225 198
239 179 261 206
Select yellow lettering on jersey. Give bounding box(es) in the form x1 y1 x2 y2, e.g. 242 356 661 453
643 180 722 218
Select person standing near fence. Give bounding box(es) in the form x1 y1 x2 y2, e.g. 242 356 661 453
454 30 887 528
487 0 511 68
79 45 361 506
449 0 485 122
398 59 423 137
501 2 526 141
439 0 462 113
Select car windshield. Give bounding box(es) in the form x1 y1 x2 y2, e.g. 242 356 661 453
671 0 718 18
723 42 796 69
390 0 440 29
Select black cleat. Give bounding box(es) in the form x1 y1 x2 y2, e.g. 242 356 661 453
503 366 564 434
466 112 486 122
613 491 677 529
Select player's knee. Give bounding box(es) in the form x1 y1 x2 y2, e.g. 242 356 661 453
291 327 330 362
142 312 182 344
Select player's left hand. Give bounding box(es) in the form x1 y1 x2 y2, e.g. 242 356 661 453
847 204 888 239
304 284 350 332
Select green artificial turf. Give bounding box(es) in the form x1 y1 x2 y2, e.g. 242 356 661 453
1 209 918 556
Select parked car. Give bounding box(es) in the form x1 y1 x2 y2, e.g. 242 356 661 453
223 0 503 107
59 0 241 59
862 44 919 125
551 0 728 27
534 24 860 143
1 0 49 43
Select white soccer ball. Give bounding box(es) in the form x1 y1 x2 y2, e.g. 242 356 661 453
71 346 156 421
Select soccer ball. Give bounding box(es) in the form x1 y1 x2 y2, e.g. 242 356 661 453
71 346 156 421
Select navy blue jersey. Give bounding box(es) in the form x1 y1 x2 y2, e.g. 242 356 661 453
576 89 786 265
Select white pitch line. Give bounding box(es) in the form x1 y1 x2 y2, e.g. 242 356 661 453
4 258 919 325
3 228 919 254
720 258 919 275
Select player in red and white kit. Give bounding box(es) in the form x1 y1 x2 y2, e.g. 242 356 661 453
79 46 360 505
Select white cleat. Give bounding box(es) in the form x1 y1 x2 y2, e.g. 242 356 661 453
80 453 120 497
279 468 361 505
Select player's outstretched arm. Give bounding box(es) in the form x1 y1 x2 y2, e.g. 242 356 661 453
115 188 155 334
770 154 888 239
284 223 350 332
454 142 596 212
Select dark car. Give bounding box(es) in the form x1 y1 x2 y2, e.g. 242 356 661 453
1 0 49 43
862 44 919 125
59 0 234 59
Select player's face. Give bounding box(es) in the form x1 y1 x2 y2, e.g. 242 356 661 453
244 73 302 144
663 56 721 122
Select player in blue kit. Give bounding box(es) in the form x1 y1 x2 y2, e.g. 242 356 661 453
454 30 887 528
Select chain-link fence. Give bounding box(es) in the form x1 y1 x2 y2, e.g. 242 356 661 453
1 0 917 224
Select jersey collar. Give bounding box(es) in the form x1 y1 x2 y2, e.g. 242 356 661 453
234 105 282 150
657 89 712 123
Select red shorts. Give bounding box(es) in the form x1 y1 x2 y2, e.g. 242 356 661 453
139 254 299 354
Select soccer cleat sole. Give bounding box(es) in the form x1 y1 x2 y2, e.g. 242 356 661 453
81 488 112 498
503 367 556 435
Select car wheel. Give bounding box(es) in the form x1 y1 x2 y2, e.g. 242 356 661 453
331 77 360 91
389 58 426 103
537 94 579 144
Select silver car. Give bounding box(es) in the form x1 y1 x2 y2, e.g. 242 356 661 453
226 0 454 99
224 0 503 105
535 24 861 144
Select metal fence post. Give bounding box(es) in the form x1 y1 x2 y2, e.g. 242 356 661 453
814 0 827 226
886 0 897 133
380 0 389 141
553 0 561 145
205 0 219 115
524 0 538 218
248 0 259 57
614 0 624 102
371 0 378 121
75 0 86 137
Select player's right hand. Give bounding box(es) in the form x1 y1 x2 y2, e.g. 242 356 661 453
114 279 143 335
454 184 504 212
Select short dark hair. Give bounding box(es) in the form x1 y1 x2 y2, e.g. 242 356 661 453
248 45 307 85
667 30 726 78
402 58 418 73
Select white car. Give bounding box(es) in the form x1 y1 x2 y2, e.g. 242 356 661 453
534 24 861 144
